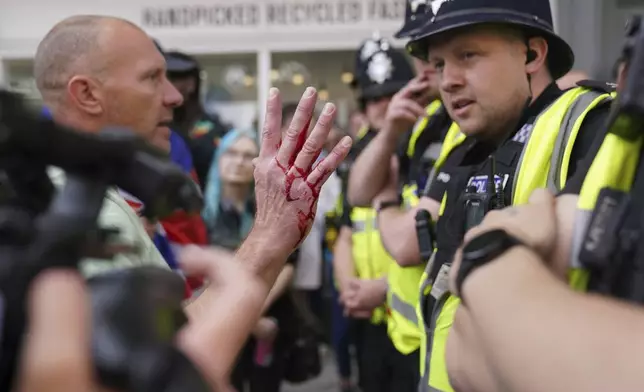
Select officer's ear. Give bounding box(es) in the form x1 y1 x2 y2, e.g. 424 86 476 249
525 37 548 76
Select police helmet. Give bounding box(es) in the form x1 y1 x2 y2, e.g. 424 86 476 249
406 0 574 79
152 39 197 74
165 51 200 74
395 0 430 39
352 36 415 101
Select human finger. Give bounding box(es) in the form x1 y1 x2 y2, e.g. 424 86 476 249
19 270 92 392
398 76 431 98
259 87 283 159
291 102 336 173
306 136 352 191
275 87 317 167
389 99 426 120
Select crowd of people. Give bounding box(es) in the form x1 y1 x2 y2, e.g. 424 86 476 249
11 0 644 392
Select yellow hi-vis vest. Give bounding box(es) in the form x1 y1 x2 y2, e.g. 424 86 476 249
348 125 391 325
568 122 642 292
387 101 448 355
417 87 615 392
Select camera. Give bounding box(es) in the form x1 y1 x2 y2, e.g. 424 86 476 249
0 89 209 392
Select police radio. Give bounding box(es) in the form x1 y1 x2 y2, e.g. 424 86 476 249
0 90 209 392
461 155 505 232
415 209 436 262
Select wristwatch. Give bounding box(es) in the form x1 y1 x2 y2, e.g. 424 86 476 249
456 229 524 302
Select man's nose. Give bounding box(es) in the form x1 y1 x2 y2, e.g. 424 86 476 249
164 79 184 108
440 62 465 94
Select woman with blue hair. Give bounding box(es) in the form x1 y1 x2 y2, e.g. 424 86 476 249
202 129 295 392
202 129 257 247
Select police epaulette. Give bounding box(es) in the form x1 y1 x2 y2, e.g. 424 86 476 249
576 79 618 93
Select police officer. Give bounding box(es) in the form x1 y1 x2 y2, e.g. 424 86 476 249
366 0 616 390
348 0 451 208
345 1 459 387
333 35 418 392
164 50 231 188
442 20 644 390
436 15 644 391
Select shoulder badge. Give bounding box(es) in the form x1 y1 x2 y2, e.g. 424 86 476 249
576 79 617 94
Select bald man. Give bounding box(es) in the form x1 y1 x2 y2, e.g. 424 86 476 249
34 15 183 277
26 13 356 391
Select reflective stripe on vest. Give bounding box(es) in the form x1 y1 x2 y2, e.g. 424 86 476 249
419 87 615 391
387 183 424 354
351 208 391 325
569 131 643 291
407 100 443 157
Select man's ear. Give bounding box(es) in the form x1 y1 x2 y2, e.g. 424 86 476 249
67 76 104 116
525 37 548 75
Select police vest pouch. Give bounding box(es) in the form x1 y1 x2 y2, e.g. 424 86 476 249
579 188 631 275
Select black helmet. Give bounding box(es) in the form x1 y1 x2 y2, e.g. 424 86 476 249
406 0 574 79
165 51 200 74
352 36 415 101
152 39 198 74
395 0 431 39
350 35 383 89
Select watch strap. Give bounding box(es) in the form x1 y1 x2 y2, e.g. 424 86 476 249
377 199 402 213
456 229 523 303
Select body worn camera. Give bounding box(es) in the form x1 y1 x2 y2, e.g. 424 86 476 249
0 90 208 392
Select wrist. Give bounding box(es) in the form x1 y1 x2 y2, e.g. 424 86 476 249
237 231 289 284
461 246 541 306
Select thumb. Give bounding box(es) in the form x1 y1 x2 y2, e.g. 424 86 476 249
19 270 92 392
528 188 555 205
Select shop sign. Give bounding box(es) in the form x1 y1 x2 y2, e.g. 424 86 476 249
142 0 405 29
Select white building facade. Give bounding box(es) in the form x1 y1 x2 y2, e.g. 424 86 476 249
0 0 642 128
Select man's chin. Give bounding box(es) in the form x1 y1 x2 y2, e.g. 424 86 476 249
150 138 171 153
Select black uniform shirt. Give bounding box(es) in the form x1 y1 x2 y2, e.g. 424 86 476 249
424 83 612 202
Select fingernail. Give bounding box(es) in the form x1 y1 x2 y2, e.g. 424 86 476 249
324 102 335 114
342 136 352 147
304 87 316 97
269 87 279 98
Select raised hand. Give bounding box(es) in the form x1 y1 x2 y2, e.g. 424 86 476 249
253 87 352 253
385 75 432 135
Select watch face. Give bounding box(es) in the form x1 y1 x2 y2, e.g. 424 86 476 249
463 229 510 260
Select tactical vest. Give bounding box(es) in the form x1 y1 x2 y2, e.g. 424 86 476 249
416 86 615 392
387 101 454 355
569 129 643 296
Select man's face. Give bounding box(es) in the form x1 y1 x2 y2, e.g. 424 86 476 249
364 95 391 130
427 26 530 138
100 25 183 151
219 137 258 185
413 58 440 99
